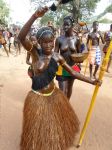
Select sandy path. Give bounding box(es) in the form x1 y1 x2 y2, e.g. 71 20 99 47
0 49 112 150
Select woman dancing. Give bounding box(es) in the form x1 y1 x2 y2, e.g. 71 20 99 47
18 6 101 150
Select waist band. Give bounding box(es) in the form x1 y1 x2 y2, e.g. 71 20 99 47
32 86 55 96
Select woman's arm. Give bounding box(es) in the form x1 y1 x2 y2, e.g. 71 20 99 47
104 32 107 42
98 31 105 44
54 37 60 53
86 34 91 51
76 38 81 53
58 55 100 85
26 52 32 65
18 6 48 51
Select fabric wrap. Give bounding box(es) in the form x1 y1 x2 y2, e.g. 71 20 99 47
32 57 58 91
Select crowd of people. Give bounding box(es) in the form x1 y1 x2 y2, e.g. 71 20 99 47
0 4 112 150
0 27 22 56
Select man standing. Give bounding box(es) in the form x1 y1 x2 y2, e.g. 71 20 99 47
87 21 104 79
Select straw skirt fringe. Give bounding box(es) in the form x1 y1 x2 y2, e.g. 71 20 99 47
20 87 79 150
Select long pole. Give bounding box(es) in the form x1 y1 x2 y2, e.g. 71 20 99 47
77 41 112 147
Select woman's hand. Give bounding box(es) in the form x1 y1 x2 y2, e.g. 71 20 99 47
34 6 48 18
92 78 102 86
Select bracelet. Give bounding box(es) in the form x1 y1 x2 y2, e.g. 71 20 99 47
61 61 66 66
29 43 33 52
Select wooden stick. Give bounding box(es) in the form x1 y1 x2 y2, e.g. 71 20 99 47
77 41 112 147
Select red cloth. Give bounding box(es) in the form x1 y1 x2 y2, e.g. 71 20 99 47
72 65 80 72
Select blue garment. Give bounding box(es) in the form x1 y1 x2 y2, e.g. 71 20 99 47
80 43 85 52
95 47 101 65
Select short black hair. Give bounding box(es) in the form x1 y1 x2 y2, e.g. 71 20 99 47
36 27 54 40
63 16 74 25
93 21 99 25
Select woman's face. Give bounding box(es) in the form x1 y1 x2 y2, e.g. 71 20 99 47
63 19 72 32
93 22 99 31
30 36 37 45
39 33 54 55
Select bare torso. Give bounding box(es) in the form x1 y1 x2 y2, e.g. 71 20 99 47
58 35 77 53
89 31 101 46
58 35 78 53
55 34 80 66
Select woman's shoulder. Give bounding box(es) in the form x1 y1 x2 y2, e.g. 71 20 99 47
52 52 64 62
56 34 65 40
52 52 60 58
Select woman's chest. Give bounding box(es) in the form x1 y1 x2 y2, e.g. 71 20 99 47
59 36 77 51
32 56 51 74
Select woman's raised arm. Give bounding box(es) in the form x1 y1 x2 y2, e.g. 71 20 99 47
18 6 48 51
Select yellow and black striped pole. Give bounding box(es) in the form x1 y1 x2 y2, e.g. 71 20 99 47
77 41 112 147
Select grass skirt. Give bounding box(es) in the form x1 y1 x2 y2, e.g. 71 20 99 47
20 87 79 150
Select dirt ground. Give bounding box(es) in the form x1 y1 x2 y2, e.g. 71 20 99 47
0 48 112 150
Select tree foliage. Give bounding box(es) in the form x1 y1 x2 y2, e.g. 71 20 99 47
0 0 10 26
99 18 112 23
30 0 101 25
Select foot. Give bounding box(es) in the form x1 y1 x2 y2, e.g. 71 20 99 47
93 74 96 79
90 73 93 79
106 70 110 73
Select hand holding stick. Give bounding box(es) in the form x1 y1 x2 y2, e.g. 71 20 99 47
34 6 49 18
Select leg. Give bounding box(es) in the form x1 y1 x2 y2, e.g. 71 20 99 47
89 64 93 79
93 64 99 79
63 79 74 100
18 42 21 54
66 79 74 100
62 80 68 97
58 81 64 91
14 41 18 56
3 44 9 57
58 78 74 100
14 41 16 48
94 47 101 78
14 42 19 56
9 43 11 53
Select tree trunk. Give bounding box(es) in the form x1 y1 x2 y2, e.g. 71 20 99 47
72 0 80 22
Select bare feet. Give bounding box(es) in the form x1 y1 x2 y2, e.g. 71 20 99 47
106 70 110 73
93 73 97 79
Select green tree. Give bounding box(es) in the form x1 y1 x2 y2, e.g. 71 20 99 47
99 18 112 23
40 9 68 27
59 0 100 22
0 0 10 26
30 0 101 25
